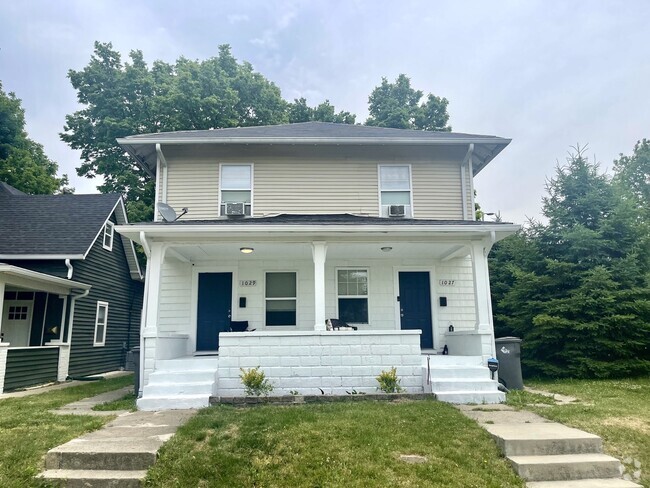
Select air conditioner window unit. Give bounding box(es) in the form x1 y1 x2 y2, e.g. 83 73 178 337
225 202 246 216
388 205 405 217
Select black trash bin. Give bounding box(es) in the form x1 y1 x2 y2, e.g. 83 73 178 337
495 337 524 390
129 347 140 395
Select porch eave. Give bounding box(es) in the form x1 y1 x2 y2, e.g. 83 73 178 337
0 264 91 295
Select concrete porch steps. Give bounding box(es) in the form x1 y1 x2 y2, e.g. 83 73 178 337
425 356 504 404
509 453 622 482
138 356 219 411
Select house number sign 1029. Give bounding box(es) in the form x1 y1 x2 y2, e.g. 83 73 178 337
239 280 257 287
438 279 456 286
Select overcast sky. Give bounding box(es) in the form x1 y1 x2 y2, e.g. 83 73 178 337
1 0 649 223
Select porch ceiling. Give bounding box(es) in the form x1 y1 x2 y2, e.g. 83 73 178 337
168 241 471 262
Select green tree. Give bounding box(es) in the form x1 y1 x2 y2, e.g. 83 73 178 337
490 147 650 379
365 74 450 131
0 82 70 194
288 98 355 124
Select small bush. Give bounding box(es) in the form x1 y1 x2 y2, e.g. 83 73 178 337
239 367 274 396
376 367 404 393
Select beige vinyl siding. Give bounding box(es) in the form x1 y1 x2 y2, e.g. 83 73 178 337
254 159 377 216
166 156 220 220
411 161 464 220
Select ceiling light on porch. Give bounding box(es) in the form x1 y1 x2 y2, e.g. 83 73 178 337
240 247 254 254
381 247 393 252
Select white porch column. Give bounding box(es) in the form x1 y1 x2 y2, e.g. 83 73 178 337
141 242 166 391
470 241 492 333
0 280 5 341
55 343 71 382
312 241 327 331
0 343 8 394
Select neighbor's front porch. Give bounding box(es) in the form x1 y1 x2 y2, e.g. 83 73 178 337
0 264 91 392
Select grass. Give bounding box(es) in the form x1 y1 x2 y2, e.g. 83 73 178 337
0 374 134 488
92 392 137 412
145 399 525 488
509 377 650 488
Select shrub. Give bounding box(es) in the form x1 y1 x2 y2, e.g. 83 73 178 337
239 367 274 396
376 367 404 393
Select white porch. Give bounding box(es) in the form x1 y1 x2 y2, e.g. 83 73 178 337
116 220 516 409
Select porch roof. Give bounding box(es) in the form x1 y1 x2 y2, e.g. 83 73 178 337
0 264 91 295
116 214 520 244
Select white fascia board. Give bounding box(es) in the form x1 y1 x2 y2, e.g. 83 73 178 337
0 264 91 293
117 136 511 146
115 223 521 243
0 254 85 260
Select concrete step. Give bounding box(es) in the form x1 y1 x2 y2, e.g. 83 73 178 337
426 355 484 367
155 357 219 371
508 454 622 482
137 394 210 411
428 365 492 379
38 469 147 488
527 479 642 487
143 381 214 396
45 439 159 471
148 370 216 383
485 423 602 456
431 379 499 392
434 390 505 404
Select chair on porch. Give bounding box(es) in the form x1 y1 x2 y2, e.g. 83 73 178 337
326 318 357 331
229 321 251 332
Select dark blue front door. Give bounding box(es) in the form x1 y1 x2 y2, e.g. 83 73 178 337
398 271 434 349
196 272 232 351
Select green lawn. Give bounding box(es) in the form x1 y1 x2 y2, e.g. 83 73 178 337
0 374 134 488
92 391 137 412
144 399 524 488
509 377 650 488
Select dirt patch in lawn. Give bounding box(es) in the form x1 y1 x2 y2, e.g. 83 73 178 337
601 416 650 435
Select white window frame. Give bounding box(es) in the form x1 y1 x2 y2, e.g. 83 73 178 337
93 301 109 346
336 267 370 325
102 221 114 251
378 164 414 218
264 270 297 327
218 163 254 217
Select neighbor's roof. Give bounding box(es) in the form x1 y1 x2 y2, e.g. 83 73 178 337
0 193 122 256
117 121 511 176
0 182 26 196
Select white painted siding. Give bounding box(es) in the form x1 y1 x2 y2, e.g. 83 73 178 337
158 259 192 335
434 256 477 341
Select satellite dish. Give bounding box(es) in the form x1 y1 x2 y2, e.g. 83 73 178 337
158 202 188 222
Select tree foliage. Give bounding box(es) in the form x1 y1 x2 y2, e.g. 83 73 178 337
490 146 650 379
0 82 70 194
365 74 450 131
288 98 355 124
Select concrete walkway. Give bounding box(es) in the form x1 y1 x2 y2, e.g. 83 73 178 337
0 370 131 399
456 404 642 487
38 388 195 487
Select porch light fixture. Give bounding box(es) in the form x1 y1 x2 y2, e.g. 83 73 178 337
240 247 254 254
381 247 393 252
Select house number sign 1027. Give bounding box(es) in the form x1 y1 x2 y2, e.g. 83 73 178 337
438 279 456 286
239 280 257 287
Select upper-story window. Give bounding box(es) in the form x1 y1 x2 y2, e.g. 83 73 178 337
102 221 114 251
220 164 252 216
379 165 413 217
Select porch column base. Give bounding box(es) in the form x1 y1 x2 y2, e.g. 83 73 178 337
56 343 71 382
0 343 9 394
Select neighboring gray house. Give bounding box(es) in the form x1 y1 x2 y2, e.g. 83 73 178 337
115 122 520 410
0 184 143 392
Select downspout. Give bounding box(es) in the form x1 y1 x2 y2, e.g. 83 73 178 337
156 143 168 206
461 144 474 221
140 231 151 258
468 149 477 221
65 288 90 345
64 259 74 279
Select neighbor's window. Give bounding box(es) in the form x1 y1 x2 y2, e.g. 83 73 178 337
337 269 369 324
220 164 252 216
379 165 412 217
265 272 297 326
102 221 114 251
94 301 109 346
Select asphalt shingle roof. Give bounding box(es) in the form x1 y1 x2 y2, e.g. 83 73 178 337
0 193 121 256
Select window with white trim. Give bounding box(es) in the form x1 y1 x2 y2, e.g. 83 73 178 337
337 269 369 324
265 272 296 326
220 164 252 216
102 221 114 251
94 301 109 346
379 165 412 217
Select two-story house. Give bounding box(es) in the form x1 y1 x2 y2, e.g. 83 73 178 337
0 185 143 393
115 122 520 410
